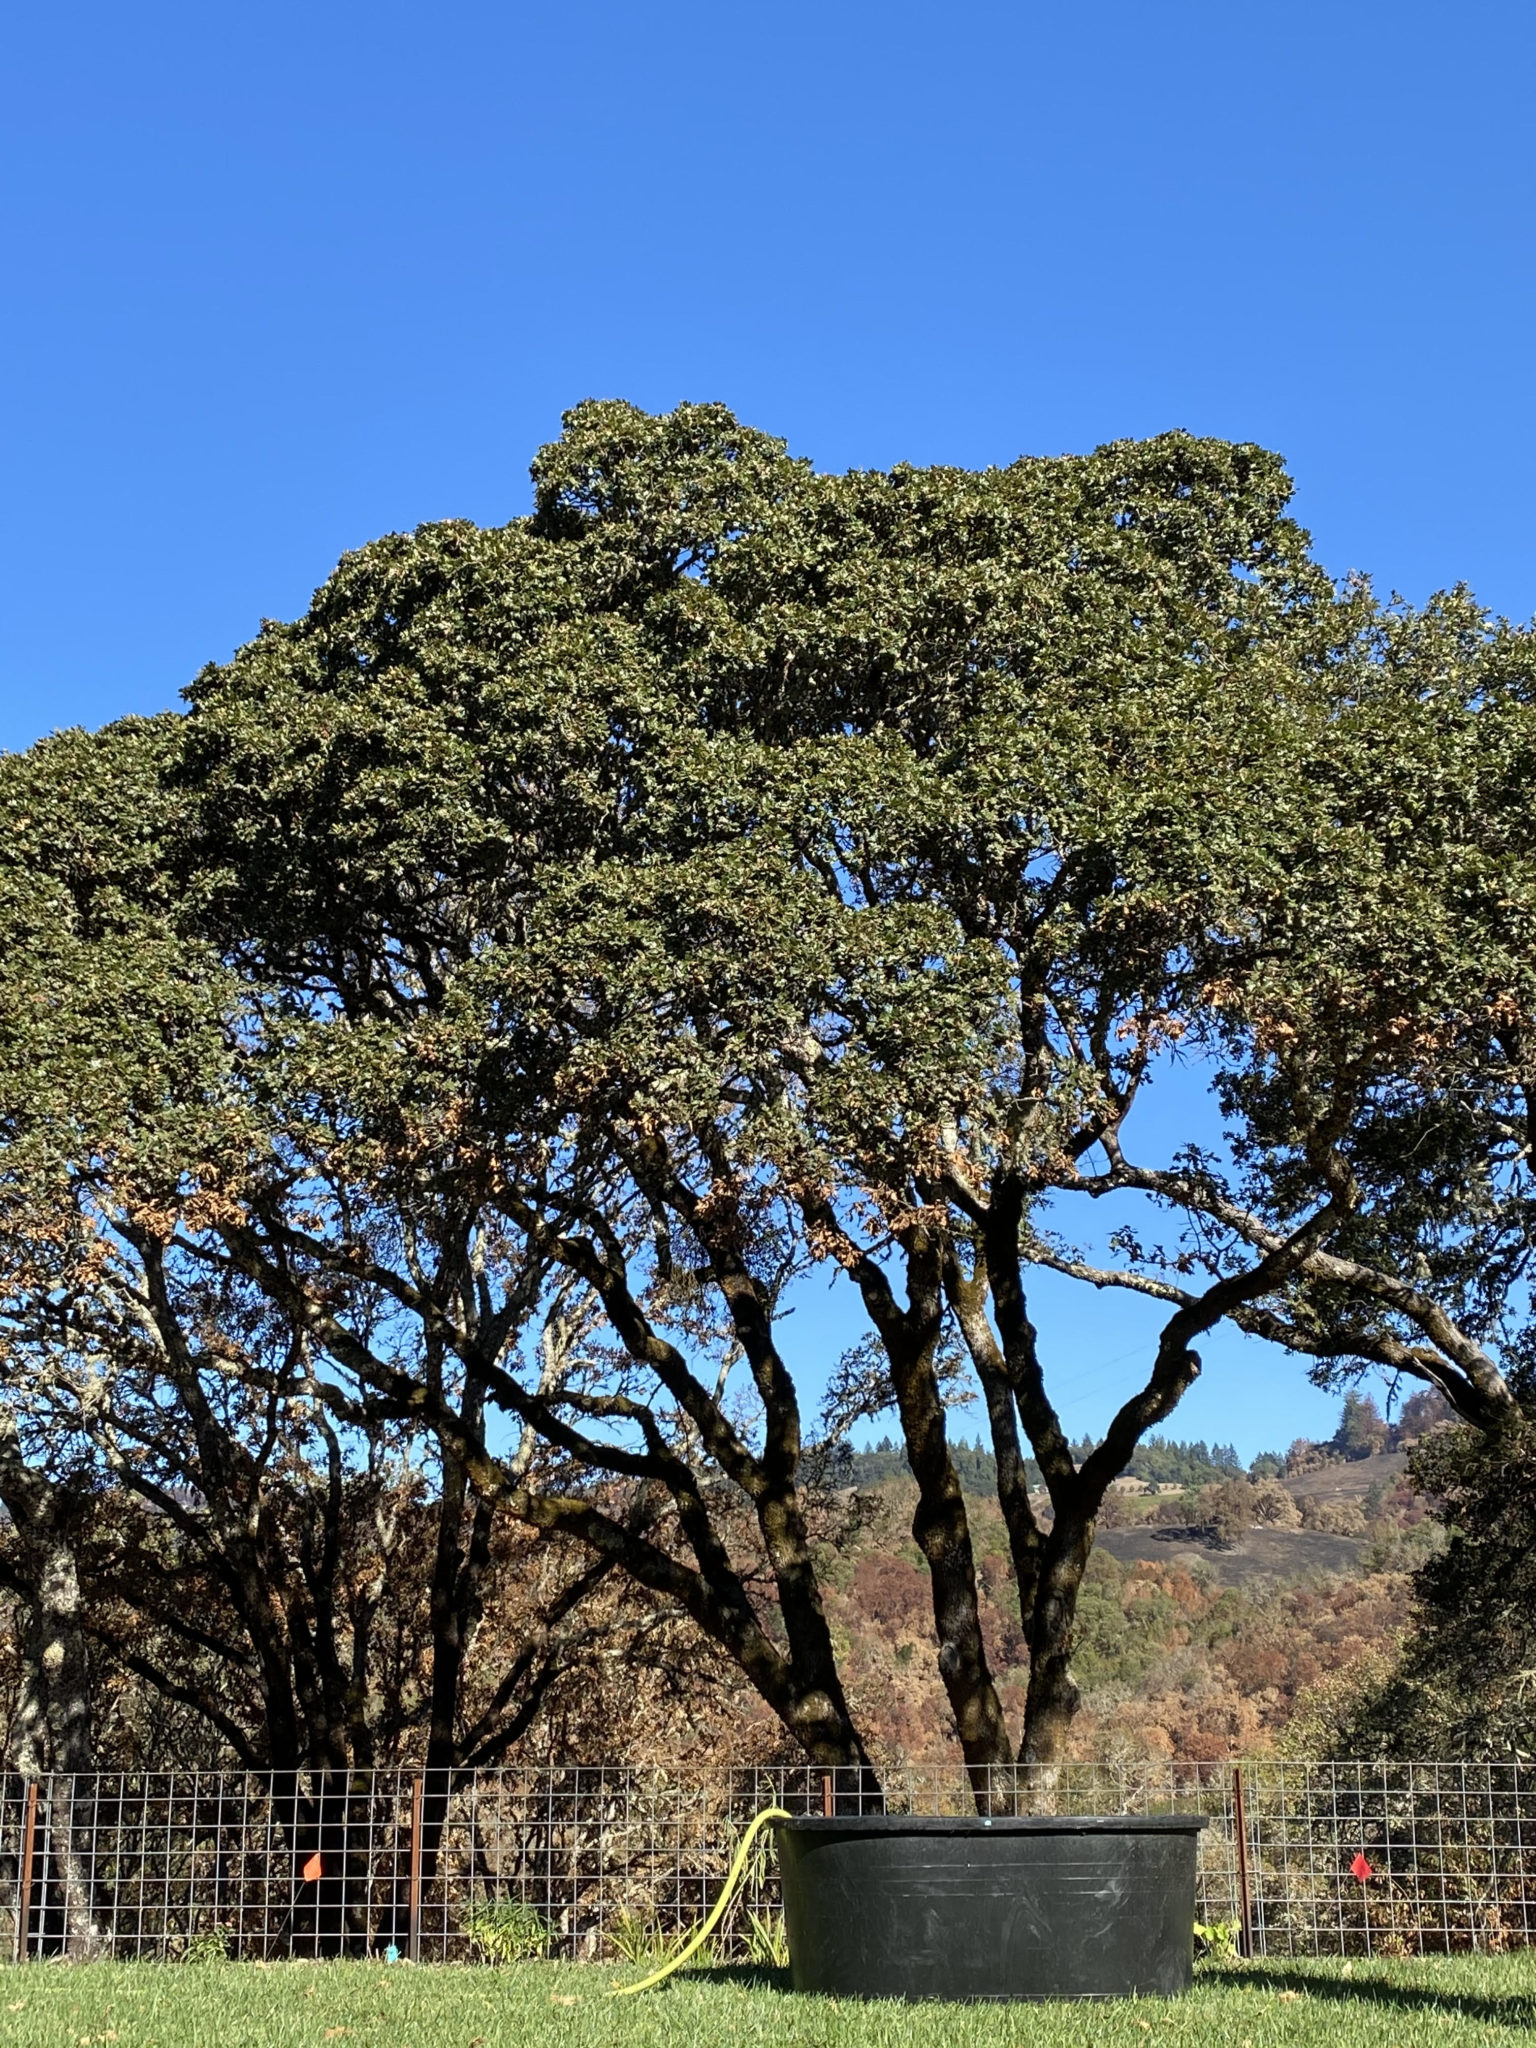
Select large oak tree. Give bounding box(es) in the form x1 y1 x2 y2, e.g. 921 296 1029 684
4 401 1531 1799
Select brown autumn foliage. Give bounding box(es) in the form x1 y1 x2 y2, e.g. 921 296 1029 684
802 1471 1420 1768
1 1449 1435 1774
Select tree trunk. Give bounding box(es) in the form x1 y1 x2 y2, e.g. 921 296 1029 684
887 1338 1015 1797
401 1435 495 1939
1019 1515 1095 1800
828 1224 1013 1809
0 1419 104 1954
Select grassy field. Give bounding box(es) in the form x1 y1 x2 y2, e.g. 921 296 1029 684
1 1954 1532 2048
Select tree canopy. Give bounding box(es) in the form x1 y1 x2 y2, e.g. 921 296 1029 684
2 400 1533 1799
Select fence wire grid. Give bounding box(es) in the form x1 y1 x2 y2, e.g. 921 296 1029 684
1 1761 1531 1964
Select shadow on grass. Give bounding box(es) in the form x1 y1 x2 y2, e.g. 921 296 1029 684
627 1957 1536 2022
679 1959 1535 2022
664 1964 793 1994
1207 1963 1536 2032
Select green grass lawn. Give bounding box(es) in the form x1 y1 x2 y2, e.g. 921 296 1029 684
2 1954 1532 2048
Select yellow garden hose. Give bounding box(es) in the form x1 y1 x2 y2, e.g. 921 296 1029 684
609 1806 793 1996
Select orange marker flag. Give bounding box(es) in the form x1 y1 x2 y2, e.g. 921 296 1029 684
303 1851 324 1882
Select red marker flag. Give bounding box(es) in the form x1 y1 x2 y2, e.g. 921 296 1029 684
302 1851 324 1882
1350 1853 1373 1883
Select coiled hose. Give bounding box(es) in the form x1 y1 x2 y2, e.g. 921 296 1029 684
609 1806 793 1996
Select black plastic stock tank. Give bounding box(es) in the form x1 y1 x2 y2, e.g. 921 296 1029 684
776 1813 1207 2001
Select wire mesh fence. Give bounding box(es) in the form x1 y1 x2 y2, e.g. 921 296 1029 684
1 1761 1530 1964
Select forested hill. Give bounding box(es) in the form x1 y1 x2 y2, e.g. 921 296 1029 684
839 1386 1452 1495
841 1432 1250 1494
810 1400 1449 1761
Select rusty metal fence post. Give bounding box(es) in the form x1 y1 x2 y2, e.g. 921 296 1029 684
13 1780 39 1964
408 1775 424 1962
1232 1764 1254 1959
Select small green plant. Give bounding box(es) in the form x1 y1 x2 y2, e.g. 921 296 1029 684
1193 1919 1242 1964
714 1811 783 1965
181 1924 231 1964
465 1897 550 1964
608 1910 695 1969
743 1908 789 1968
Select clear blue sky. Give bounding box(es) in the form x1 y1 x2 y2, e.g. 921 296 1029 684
6 0 1530 1458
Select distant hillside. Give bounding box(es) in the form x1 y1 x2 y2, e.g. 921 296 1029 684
810 1447 1427 1762
810 1409 1445 1761
1094 1445 1425 1588
841 1383 1452 1499
1283 1449 1409 1500
1097 1522 1368 1587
